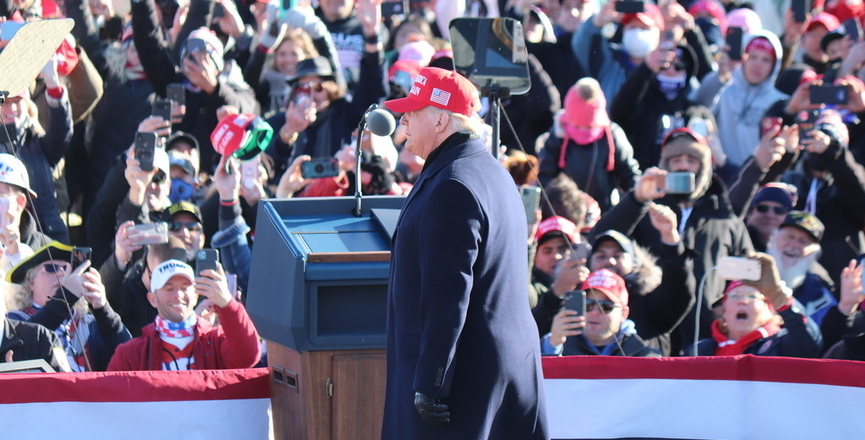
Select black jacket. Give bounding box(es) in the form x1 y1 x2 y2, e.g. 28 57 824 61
591 178 754 346
0 318 65 371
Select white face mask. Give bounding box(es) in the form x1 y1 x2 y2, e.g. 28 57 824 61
622 28 659 58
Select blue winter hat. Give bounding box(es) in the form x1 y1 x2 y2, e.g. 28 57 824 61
750 183 797 211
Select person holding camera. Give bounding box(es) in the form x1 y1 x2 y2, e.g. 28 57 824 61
592 127 753 348
536 77 641 213
713 31 788 180
780 109 865 286
543 268 661 357
683 253 822 357
6 241 131 371
107 258 260 370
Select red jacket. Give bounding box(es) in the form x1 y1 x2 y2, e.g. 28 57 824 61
107 300 261 371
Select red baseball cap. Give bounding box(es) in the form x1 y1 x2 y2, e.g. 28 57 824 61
384 67 479 117
582 269 629 306
535 216 578 244
621 3 665 31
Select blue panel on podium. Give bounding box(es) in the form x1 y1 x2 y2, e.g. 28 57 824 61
246 196 404 352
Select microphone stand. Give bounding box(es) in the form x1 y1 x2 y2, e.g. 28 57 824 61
353 105 376 217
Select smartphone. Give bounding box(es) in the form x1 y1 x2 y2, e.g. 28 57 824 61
381 0 407 17
301 157 339 179
810 85 849 105
664 171 695 194
760 117 783 137
844 18 862 42
521 185 541 224
71 247 92 267
564 290 586 318
241 156 261 190
796 109 820 142
196 249 220 277
792 0 808 23
152 98 172 124
128 222 169 246
134 131 157 171
289 86 311 107
726 26 744 61
0 196 8 229
166 83 185 107
717 256 762 281
660 30 675 50
615 0 645 13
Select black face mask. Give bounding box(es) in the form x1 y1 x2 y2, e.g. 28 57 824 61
0 121 24 146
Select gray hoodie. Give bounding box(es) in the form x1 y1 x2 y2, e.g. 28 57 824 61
712 31 788 168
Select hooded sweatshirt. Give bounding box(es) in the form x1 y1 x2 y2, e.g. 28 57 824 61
712 31 788 168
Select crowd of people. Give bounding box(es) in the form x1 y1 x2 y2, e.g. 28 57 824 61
0 0 865 375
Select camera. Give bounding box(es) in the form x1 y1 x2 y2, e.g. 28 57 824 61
717 256 761 281
301 157 339 179
128 222 169 246
615 0 645 13
664 171 695 194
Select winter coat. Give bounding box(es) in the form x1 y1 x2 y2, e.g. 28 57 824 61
538 116 640 212
383 133 548 440
107 300 261 371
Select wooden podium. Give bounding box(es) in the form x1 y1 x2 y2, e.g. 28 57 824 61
246 197 404 440
268 343 386 440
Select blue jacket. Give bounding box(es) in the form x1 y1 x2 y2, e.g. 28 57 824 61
382 133 548 439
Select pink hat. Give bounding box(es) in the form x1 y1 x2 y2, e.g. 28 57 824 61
398 40 435 66
726 8 762 33
620 3 665 31
384 67 479 117
582 269 629 306
562 85 609 128
534 216 577 244
689 0 728 35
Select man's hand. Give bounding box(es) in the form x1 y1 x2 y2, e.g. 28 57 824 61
838 259 864 315
214 155 241 202
549 308 585 347
183 51 219 94
276 155 312 198
753 123 786 171
137 115 171 138
414 392 450 425
551 260 589 297
741 252 788 309
124 151 157 206
647 202 679 244
60 261 93 299
80 269 108 309
114 221 143 271
634 167 667 202
195 263 233 308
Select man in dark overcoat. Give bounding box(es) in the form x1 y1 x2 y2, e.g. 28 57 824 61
381 66 549 439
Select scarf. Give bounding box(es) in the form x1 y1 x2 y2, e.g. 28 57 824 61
155 314 198 339
711 319 781 356
558 125 615 172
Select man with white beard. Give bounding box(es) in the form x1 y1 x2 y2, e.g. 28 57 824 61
766 211 837 326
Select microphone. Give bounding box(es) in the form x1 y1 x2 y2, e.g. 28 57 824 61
353 104 396 217
366 108 396 136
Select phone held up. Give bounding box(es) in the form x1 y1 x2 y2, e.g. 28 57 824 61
134 131 158 171
301 157 339 179
520 185 541 224
196 249 220 277
128 222 169 247
717 256 761 281
71 247 92 268
564 290 587 322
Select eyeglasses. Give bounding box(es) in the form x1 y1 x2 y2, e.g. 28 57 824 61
168 221 202 232
296 81 324 93
152 171 168 185
586 299 621 314
41 263 70 274
755 204 787 215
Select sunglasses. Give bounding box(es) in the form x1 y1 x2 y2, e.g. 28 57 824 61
152 171 168 185
586 299 621 314
296 81 324 93
168 221 202 232
755 204 787 215
41 263 70 274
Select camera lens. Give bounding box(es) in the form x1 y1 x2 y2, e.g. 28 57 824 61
315 164 324 173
